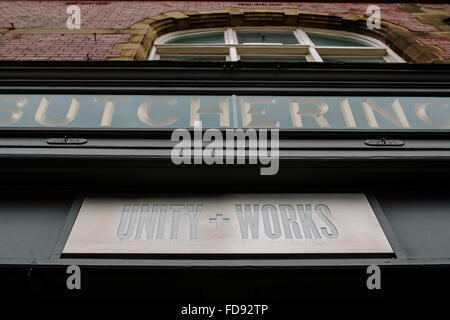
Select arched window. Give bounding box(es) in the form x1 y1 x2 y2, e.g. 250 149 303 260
149 27 404 63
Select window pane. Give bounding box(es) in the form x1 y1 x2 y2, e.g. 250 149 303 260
159 56 226 61
323 57 386 63
240 56 306 62
237 31 298 44
165 32 225 44
307 33 374 47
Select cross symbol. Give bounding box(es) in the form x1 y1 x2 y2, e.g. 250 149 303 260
209 214 230 228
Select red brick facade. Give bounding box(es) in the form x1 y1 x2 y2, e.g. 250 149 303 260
0 1 449 62
0 33 130 60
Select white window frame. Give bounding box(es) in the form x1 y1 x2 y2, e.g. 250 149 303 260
150 27 404 63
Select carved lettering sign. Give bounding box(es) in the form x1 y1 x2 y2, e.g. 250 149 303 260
63 194 393 255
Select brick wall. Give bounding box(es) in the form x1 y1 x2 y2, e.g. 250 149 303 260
0 33 130 60
0 1 449 62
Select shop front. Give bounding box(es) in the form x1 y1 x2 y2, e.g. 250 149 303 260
0 60 448 306
0 0 449 309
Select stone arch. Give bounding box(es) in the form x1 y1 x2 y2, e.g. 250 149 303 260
108 8 445 63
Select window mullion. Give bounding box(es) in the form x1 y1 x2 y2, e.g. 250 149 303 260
224 28 234 44
229 47 239 61
306 47 323 62
295 28 323 62
293 29 309 45
225 28 239 61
